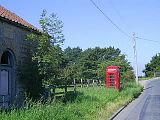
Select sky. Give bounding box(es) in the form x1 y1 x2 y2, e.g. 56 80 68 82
1 0 160 76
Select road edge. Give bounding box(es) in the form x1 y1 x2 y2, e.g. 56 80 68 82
108 101 131 120
108 78 158 120
108 94 141 120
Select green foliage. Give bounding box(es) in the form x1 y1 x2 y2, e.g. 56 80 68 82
143 53 160 77
18 49 42 99
63 47 83 82
21 10 66 98
0 83 142 120
63 46 134 84
40 9 65 45
64 47 82 65
21 10 134 99
97 55 134 83
28 10 65 86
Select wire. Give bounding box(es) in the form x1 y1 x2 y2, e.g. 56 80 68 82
90 0 160 45
136 37 160 44
89 0 131 38
108 0 131 32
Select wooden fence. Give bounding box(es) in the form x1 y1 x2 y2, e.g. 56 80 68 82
50 79 105 98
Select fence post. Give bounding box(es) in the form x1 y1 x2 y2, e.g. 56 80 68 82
96 80 98 86
87 80 89 87
99 80 102 86
92 80 94 87
81 79 83 88
65 83 67 94
48 85 52 102
52 86 56 101
74 79 76 93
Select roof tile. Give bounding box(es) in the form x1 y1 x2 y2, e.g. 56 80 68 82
0 5 38 31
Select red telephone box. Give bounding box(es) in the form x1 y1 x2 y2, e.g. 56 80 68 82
106 66 120 90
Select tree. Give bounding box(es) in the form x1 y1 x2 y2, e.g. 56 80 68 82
28 10 65 84
97 55 134 84
63 46 134 84
21 10 66 98
63 47 83 83
78 47 124 80
64 47 82 65
143 53 160 77
18 47 42 99
40 10 65 45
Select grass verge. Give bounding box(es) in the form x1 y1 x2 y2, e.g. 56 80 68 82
139 77 153 81
0 82 143 120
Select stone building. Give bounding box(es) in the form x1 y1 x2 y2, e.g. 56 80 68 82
0 6 39 107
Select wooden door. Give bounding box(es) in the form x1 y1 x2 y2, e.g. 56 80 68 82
0 67 11 108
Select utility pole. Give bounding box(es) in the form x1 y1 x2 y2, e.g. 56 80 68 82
133 33 138 83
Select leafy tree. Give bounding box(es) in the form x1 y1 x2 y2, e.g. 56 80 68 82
63 47 83 83
97 54 134 83
63 46 134 84
20 10 66 98
143 53 160 77
78 47 123 80
40 10 65 45
64 47 82 65
27 10 65 85
18 47 42 99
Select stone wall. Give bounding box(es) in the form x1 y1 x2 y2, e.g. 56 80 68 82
0 20 31 105
0 20 29 62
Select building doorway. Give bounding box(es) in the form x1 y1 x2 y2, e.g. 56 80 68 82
0 50 15 108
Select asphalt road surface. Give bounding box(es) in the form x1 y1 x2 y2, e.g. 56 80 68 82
113 78 160 120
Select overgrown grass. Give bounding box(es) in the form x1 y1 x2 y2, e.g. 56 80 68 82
139 77 153 81
0 82 143 120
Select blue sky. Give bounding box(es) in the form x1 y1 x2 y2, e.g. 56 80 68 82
1 0 160 76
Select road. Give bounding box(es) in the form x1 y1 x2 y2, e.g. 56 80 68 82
113 78 160 120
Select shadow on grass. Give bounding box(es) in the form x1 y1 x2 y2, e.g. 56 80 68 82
62 91 79 103
55 91 99 104
0 90 100 115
